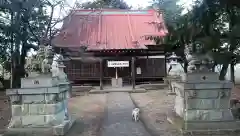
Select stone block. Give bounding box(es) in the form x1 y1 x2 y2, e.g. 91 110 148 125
22 104 29 115
45 93 56 103
18 88 48 94
187 99 215 109
44 102 65 115
194 83 224 89
111 78 123 87
19 110 65 126
11 105 22 116
185 90 219 99
184 110 234 121
22 95 45 103
7 85 69 97
186 99 229 110
223 82 234 88
21 115 46 126
45 110 65 125
12 102 65 116
217 98 230 109
9 95 20 103
6 89 18 95
183 72 219 82
48 86 68 93
8 116 22 128
174 95 184 117
21 75 58 88
53 119 75 136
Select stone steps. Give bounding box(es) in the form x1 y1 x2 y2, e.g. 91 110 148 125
89 87 147 94
137 83 168 90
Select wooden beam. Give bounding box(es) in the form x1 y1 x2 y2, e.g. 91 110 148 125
131 57 136 89
100 59 103 90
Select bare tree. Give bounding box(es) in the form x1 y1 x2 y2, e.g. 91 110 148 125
28 0 79 46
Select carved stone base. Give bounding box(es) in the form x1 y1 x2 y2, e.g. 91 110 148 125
4 118 75 136
167 110 240 135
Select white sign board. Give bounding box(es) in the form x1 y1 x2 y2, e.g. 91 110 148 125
107 61 129 67
137 67 141 74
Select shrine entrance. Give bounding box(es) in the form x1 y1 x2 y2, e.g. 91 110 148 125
107 60 131 87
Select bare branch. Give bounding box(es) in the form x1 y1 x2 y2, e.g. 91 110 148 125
42 5 54 44
27 21 41 44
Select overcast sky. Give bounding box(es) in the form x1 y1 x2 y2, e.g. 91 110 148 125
66 0 193 10
54 0 193 22
52 0 193 27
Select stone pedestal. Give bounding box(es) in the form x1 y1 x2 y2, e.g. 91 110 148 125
168 72 240 134
5 74 74 135
164 75 181 95
111 78 123 88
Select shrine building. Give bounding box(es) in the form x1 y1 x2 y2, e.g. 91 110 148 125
52 9 168 89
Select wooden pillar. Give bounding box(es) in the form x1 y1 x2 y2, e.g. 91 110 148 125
164 55 167 77
131 57 136 89
100 59 103 90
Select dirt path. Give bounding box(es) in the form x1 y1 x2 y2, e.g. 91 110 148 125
101 92 150 136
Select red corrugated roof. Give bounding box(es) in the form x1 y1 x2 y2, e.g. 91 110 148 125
52 9 168 50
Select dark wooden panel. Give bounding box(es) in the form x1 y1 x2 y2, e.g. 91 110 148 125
135 58 166 78
64 57 166 81
64 60 100 81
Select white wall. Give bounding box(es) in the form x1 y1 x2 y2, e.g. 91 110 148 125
221 64 240 84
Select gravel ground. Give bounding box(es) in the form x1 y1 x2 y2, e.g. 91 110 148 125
232 85 240 100
130 87 240 136
0 91 10 134
0 91 106 136
67 94 106 136
130 90 182 136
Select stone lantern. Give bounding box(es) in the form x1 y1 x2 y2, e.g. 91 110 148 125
164 52 182 94
166 52 181 76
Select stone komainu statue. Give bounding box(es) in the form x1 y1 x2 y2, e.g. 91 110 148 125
25 45 54 74
186 43 213 73
42 45 54 73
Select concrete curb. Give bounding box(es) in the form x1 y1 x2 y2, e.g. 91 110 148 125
89 90 147 94
129 93 159 136
138 84 168 91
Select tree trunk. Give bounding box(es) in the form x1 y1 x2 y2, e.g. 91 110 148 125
11 12 22 88
20 20 28 78
11 51 27 88
230 62 235 84
219 63 228 80
12 67 21 88
183 60 188 73
211 62 216 72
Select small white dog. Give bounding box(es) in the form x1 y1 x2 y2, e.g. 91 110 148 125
132 108 140 122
